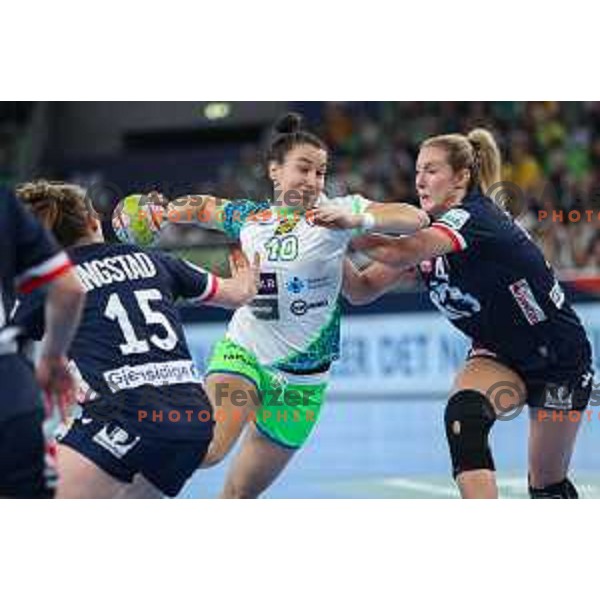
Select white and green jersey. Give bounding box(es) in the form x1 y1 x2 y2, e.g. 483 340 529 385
214 194 370 372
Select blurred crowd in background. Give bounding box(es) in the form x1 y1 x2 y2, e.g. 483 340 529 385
0 102 35 187
211 101 600 276
3 101 600 279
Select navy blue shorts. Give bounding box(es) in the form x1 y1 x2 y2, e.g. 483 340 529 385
0 409 53 499
59 406 212 497
467 346 594 411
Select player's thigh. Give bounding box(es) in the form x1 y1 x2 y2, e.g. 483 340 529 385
220 380 327 498
452 357 527 416
56 443 127 499
114 474 163 499
221 422 296 499
527 372 592 487
528 408 581 487
202 373 259 467
202 338 264 467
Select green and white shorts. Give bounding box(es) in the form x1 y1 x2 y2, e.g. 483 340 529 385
206 337 328 449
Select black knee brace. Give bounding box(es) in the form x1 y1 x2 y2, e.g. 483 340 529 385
445 390 497 478
529 478 579 499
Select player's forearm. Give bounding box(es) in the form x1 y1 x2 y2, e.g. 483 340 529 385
206 277 254 309
353 235 427 269
343 260 412 305
359 263 415 303
342 260 368 305
40 271 86 358
167 195 225 230
365 203 430 235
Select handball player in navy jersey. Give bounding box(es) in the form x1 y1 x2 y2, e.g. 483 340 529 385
0 187 85 498
315 129 593 499
13 181 259 498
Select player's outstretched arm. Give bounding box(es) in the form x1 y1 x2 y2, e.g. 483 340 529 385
312 202 430 235
342 258 416 306
350 229 456 269
147 191 229 231
207 249 261 309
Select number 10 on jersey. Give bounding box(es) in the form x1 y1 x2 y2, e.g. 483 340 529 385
265 235 299 262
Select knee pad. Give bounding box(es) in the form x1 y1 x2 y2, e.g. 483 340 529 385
445 390 497 478
529 477 579 499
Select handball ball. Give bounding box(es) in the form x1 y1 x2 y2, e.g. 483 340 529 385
112 194 165 247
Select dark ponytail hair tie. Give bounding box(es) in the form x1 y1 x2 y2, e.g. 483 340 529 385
273 112 303 136
266 112 327 166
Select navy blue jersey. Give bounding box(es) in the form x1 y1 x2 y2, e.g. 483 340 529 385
13 243 218 440
419 191 591 378
0 189 71 343
0 189 72 421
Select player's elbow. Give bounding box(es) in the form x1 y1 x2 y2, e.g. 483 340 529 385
343 280 377 306
344 288 372 306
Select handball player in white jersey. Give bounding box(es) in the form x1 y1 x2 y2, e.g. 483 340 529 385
150 113 430 498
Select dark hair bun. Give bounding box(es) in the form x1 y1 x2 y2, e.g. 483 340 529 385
273 112 303 135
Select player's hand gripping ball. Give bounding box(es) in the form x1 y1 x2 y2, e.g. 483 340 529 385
112 194 166 247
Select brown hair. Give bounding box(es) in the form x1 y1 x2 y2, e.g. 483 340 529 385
16 180 93 247
421 128 504 208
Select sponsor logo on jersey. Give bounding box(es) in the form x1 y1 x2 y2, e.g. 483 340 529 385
437 208 471 231
275 218 300 236
258 272 278 295
508 278 548 325
306 276 331 290
468 347 499 360
286 277 306 294
285 276 332 294
250 297 279 321
429 282 481 320
222 352 255 366
103 360 200 392
544 384 573 411
93 424 141 459
290 300 308 315
549 280 565 309
290 299 329 316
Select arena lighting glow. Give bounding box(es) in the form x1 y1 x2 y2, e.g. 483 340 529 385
203 102 231 120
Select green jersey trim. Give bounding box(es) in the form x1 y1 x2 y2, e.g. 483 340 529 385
273 302 342 372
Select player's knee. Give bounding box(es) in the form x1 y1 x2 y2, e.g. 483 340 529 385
444 389 497 478
200 438 237 469
529 477 579 499
199 448 226 469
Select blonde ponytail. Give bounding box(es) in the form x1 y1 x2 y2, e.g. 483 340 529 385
467 128 502 196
